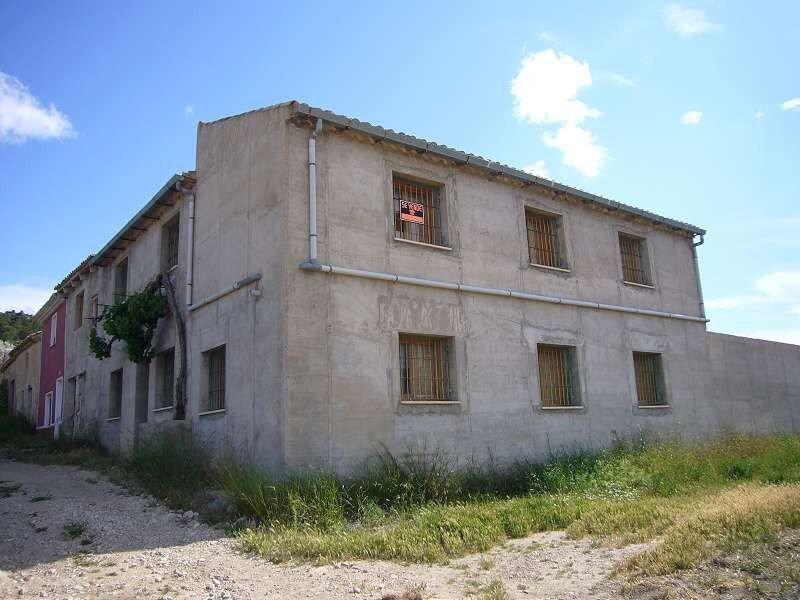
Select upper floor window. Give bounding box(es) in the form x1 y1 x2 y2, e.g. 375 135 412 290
73 291 84 331
393 176 446 247
114 258 128 304
619 233 652 286
399 334 454 402
90 295 99 322
49 313 57 347
162 216 180 271
633 352 666 407
526 208 568 269
537 344 581 408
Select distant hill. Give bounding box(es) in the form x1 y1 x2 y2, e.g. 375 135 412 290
0 311 39 346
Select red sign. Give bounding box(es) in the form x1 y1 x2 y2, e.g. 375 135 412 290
400 200 424 224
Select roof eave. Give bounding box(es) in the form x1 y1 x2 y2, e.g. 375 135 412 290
289 102 705 237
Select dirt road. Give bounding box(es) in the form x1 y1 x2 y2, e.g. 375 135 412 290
0 460 647 599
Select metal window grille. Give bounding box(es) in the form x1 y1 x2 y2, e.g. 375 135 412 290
109 368 123 419
537 345 580 407
114 259 128 304
633 352 666 406
619 234 650 285
399 334 453 401
164 219 179 270
206 347 226 411
526 210 566 268
158 349 175 408
393 177 445 246
74 292 84 330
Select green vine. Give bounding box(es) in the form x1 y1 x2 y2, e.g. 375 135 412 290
89 284 168 364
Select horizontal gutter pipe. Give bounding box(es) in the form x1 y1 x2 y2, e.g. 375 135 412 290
299 262 708 323
188 273 262 312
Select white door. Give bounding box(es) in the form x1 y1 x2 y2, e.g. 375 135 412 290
54 377 64 438
44 392 53 427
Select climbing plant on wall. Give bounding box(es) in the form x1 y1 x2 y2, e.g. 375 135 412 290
89 282 167 364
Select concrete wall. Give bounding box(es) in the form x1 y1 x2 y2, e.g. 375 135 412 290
189 105 289 469
279 117 800 473
706 332 800 435
64 191 187 452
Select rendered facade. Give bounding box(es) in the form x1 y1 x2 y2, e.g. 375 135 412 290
35 101 800 473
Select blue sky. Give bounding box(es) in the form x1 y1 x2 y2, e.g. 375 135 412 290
1 1 798 343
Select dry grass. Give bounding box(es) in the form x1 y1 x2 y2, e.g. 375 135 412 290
624 483 800 576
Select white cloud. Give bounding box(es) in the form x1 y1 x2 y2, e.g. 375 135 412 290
755 110 765 118
680 110 703 125
185 105 194 116
781 98 800 111
537 30 558 43
0 283 53 314
0 72 74 143
596 71 636 87
510 49 608 177
663 4 719 37
542 125 608 178
707 270 800 315
511 50 599 125
522 160 550 178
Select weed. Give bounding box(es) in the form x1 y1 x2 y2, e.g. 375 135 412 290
0 482 21 497
62 520 88 540
124 429 213 509
467 580 509 600
30 494 52 502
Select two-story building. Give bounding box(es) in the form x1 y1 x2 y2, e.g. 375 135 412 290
53 101 800 473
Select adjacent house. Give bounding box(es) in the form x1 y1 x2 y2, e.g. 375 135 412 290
49 101 800 473
0 330 42 424
34 294 65 434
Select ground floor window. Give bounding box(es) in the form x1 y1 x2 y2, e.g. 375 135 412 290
537 344 581 407
633 352 666 407
204 346 226 411
109 368 123 419
399 334 454 402
156 348 175 409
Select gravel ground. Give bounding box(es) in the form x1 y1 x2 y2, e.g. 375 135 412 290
0 459 649 599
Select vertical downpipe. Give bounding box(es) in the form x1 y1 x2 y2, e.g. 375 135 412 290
306 118 323 265
692 234 706 320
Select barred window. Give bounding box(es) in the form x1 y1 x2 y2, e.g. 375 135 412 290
156 348 175 409
633 352 666 407
109 368 123 419
163 216 179 271
537 344 580 408
205 346 226 411
526 209 567 269
393 176 446 247
114 258 128 304
399 334 454 402
619 234 651 285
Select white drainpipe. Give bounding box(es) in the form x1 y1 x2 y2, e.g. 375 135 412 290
177 181 195 306
301 118 323 267
692 234 706 320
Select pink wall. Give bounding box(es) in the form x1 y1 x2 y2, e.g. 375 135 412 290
38 300 65 427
